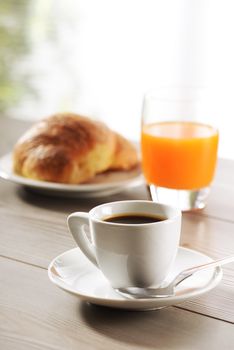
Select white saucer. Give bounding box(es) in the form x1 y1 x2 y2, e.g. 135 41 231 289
48 247 223 311
0 153 144 197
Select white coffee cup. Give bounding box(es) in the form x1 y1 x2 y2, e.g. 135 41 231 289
67 200 181 289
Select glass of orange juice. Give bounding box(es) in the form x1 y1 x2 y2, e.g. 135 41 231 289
141 88 219 211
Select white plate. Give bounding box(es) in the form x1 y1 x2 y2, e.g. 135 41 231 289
48 247 223 311
0 153 144 197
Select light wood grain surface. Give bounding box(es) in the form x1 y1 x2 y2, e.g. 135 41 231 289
0 117 234 350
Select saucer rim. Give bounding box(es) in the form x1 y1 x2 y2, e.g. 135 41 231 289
48 247 223 309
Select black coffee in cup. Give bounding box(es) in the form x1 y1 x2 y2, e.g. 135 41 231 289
103 213 166 224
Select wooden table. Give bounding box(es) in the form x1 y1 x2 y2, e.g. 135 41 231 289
0 117 233 350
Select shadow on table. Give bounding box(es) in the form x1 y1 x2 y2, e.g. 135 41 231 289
16 185 150 214
79 302 211 349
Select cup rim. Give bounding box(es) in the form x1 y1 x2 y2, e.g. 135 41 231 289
89 200 181 227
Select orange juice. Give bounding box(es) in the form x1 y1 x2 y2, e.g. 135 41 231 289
141 121 218 190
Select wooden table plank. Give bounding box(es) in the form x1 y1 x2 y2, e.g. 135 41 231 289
1 183 234 323
1 167 234 322
1 178 234 269
213 158 234 188
190 184 234 223
0 175 150 267
178 280 234 323
1 256 233 350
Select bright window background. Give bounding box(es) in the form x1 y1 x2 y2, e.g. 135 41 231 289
1 0 234 159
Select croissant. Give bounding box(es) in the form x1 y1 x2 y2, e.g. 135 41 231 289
13 113 138 184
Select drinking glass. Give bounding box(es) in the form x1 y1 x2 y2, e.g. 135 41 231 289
141 88 219 211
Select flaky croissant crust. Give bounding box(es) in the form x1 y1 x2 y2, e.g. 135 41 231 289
13 113 138 184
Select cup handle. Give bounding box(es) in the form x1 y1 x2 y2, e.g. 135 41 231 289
67 212 98 267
